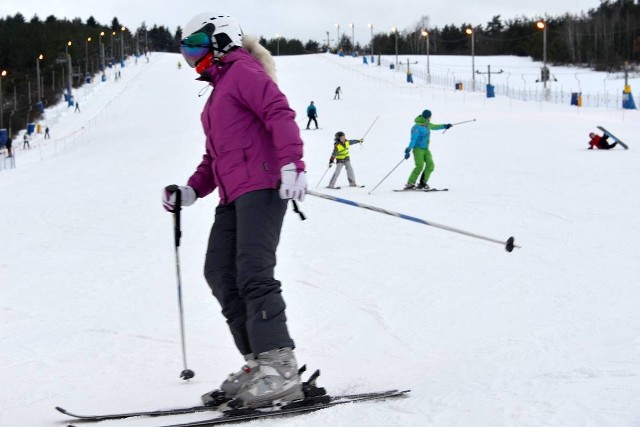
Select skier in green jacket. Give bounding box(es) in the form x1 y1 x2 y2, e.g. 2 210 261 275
403 110 451 190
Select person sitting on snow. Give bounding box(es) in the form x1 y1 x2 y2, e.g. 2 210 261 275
588 131 618 150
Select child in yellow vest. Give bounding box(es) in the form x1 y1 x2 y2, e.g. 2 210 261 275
327 131 364 189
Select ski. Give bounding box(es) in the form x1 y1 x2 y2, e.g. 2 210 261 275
55 404 218 422
596 126 629 149
61 390 409 425
394 188 448 192
154 390 409 427
325 186 341 190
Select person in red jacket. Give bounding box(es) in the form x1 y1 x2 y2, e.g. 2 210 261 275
588 132 618 149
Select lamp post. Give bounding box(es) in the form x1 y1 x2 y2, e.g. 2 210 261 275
111 31 116 64
349 23 355 54
367 23 374 58
99 31 105 70
391 27 399 67
85 37 92 75
465 27 475 91
421 30 430 81
65 40 73 97
536 20 548 92
120 26 126 63
275 33 280 56
36 54 44 101
1 70 7 129
335 23 340 51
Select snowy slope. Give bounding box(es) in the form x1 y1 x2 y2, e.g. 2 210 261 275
1 51 640 427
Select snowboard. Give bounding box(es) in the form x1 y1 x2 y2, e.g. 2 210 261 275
597 126 629 150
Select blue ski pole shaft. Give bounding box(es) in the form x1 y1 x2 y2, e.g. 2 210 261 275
306 190 520 252
368 158 406 195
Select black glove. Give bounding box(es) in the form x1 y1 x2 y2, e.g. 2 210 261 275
444 124 452 129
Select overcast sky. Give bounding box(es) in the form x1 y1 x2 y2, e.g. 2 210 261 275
2 0 602 45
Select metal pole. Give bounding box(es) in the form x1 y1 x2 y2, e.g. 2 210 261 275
120 27 125 63
85 38 90 75
165 185 195 380
36 55 42 101
394 29 398 66
351 23 354 53
307 190 519 252
543 25 547 91
471 31 475 91
426 32 430 80
65 41 73 97
0 71 4 129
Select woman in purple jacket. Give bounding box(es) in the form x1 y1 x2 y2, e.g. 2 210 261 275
162 13 307 408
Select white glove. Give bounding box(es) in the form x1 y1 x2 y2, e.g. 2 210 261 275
162 185 197 212
278 163 307 202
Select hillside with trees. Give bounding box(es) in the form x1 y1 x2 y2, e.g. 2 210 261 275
1 0 639 136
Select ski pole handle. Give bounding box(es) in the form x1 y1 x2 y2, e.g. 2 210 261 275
167 185 182 247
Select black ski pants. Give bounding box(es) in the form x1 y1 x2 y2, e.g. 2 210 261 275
204 189 294 356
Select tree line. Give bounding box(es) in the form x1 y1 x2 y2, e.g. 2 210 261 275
2 0 640 136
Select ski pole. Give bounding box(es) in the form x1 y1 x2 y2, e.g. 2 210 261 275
306 189 519 252
443 118 476 134
368 158 406 195
167 185 195 380
361 116 379 139
315 165 332 188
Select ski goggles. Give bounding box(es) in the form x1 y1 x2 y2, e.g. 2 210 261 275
180 32 212 68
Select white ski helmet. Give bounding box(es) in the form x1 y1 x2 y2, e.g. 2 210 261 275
181 13 243 65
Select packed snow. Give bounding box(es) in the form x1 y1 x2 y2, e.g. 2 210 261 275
1 51 640 427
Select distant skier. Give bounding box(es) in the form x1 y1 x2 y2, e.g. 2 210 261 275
327 131 363 188
44 126 51 139
74 101 80 113
403 110 451 190
6 137 12 157
334 86 342 100
22 133 31 149
588 131 618 149
305 101 318 129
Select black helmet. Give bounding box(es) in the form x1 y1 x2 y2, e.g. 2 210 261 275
335 131 345 140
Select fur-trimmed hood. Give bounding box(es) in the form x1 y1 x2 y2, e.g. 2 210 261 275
242 35 277 83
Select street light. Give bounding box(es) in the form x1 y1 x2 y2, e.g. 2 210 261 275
120 26 126 63
36 54 44 101
349 23 355 54
1 70 7 129
367 23 374 59
421 29 430 82
391 27 399 67
536 20 549 92
65 41 73 97
465 27 475 91
335 23 341 52
111 31 116 64
99 31 105 71
275 33 280 56
85 37 92 75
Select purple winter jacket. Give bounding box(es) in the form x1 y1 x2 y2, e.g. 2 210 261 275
187 48 305 205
